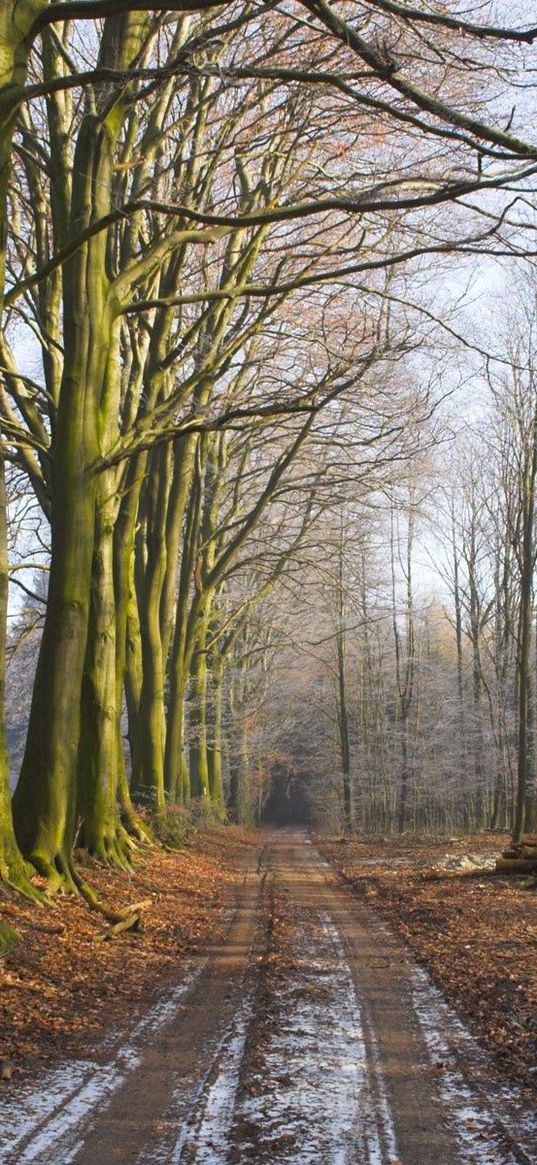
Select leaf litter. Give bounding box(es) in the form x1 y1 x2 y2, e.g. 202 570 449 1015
322 832 537 1096
0 827 255 1080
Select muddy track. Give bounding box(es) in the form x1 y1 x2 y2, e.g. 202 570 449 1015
2 830 537 1165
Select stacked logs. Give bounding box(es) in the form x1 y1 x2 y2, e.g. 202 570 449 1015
496 835 537 873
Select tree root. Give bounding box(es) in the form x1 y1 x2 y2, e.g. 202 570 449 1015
27 849 79 895
121 806 154 846
0 919 19 956
1 837 46 902
21 838 154 934
70 866 152 928
77 824 136 872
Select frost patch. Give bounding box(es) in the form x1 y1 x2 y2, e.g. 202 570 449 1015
411 965 537 1164
158 988 256 1165
0 958 206 1165
433 851 499 873
229 909 398 1163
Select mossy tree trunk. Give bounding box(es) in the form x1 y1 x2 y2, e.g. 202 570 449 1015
132 447 169 809
164 461 203 800
12 155 108 879
77 470 133 865
113 456 151 838
12 15 144 885
189 622 211 799
0 3 56 892
207 653 225 814
0 436 39 899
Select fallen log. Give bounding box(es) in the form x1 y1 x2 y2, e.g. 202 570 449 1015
495 857 537 874
97 913 144 942
96 897 152 942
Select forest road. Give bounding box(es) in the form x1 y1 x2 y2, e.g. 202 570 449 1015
2 828 537 1165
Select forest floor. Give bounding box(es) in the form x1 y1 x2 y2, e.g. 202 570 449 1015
0 826 256 1078
320 830 537 1095
1 828 537 1165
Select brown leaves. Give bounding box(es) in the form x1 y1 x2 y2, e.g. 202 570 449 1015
0 827 255 1078
323 831 537 1095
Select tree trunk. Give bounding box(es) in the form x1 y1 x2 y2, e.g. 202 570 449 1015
0 4 50 898
189 633 210 799
77 485 132 865
207 655 225 813
0 3 44 318
514 544 534 842
513 412 537 844
12 99 116 884
164 469 202 800
12 378 99 882
337 630 352 833
132 449 170 810
0 436 39 899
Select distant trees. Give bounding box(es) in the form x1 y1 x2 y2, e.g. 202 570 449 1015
259 288 537 838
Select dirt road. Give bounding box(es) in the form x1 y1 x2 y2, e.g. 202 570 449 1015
2 829 537 1164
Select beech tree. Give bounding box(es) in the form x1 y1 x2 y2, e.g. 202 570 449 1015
0 1 536 896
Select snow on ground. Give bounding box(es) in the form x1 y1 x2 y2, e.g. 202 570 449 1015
0 958 207 1165
2 833 537 1165
227 908 398 1165
433 852 500 873
152 988 258 1165
410 964 537 1165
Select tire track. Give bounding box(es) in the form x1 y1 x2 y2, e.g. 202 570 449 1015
3 831 537 1165
0 854 264 1165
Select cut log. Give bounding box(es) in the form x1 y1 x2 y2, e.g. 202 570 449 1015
117 898 151 917
496 857 537 874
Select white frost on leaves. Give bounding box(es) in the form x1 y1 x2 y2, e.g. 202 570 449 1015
0 957 206 1165
410 964 537 1165
433 851 500 873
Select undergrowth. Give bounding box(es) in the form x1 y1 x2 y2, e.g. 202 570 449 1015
150 799 226 849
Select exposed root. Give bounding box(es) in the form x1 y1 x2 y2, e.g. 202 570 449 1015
70 863 153 930
77 824 136 872
0 861 44 905
1 820 45 896
0 918 19 955
122 808 154 846
1 835 154 946
25 849 123 921
70 865 122 922
26 849 79 895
